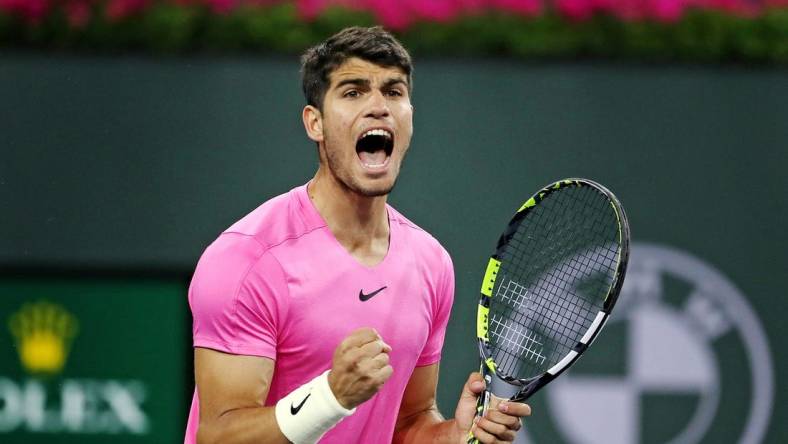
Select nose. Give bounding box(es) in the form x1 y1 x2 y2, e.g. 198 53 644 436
365 90 390 119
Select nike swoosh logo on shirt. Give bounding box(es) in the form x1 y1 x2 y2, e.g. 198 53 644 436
290 392 311 415
359 286 387 302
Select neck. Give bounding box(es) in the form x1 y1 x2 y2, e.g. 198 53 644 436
308 167 390 261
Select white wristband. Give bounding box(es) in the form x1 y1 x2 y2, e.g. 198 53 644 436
274 370 355 444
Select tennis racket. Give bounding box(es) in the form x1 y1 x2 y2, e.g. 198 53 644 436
468 178 630 443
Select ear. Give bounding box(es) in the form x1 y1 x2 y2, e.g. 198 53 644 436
302 105 324 142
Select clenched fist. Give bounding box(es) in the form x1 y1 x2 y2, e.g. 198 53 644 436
327 327 393 410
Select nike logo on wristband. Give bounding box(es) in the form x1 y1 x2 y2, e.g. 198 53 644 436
290 393 311 415
359 286 387 302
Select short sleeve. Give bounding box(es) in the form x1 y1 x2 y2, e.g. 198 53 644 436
416 249 455 366
189 234 289 359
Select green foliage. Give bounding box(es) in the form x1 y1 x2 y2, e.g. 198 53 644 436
0 12 17 43
0 4 786 64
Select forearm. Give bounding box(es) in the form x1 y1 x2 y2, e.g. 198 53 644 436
393 408 460 444
197 406 289 444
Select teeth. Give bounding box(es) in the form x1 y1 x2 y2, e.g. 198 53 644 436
361 129 392 139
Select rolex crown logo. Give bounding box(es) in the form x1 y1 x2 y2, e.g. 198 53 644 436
8 300 79 375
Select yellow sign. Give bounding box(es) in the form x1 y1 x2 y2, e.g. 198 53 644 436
7 300 79 375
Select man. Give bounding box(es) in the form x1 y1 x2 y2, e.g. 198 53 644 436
184 26 531 444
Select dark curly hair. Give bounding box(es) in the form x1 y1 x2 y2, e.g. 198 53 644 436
300 26 413 110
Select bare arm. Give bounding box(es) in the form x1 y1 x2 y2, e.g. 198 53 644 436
194 347 289 444
393 364 459 444
195 327 392 444
393 364 532 444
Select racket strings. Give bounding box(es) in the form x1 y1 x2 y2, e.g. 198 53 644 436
488 185 621 380
489 314 546 365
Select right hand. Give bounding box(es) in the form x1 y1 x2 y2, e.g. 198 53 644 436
327 327 393 410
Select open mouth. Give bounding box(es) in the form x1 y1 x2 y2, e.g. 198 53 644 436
356 128 394 168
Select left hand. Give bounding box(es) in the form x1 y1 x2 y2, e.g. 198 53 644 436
454 372 532 443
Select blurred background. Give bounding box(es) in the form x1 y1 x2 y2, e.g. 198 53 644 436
1 0 787 443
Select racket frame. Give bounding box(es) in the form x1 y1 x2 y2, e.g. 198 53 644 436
472 178 630 421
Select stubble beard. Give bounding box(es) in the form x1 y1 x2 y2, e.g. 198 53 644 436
322 138 401 198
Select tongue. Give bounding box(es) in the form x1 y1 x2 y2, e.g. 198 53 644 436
358 149 387 166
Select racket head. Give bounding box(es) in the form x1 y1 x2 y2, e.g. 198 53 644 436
475 178 630 401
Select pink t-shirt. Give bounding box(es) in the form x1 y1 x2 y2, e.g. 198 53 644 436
184 183 454 443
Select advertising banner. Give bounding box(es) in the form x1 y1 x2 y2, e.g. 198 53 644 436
0 278 187 444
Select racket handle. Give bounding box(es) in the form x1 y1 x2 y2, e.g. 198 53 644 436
466 389 490 444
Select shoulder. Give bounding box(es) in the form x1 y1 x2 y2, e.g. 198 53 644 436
191 184 320 292
224 184 323 250
388 205 453 271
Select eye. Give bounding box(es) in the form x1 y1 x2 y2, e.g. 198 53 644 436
386 89 403 97
343 90 360 98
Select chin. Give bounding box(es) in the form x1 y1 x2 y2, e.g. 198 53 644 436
356 184 395 197
352 177 398 197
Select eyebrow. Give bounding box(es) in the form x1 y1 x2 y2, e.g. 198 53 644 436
333 77 409 90
382 78 408 89
335 78 369 89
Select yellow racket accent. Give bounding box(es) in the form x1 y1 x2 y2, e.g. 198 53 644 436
480 258 501 297
604 199 624 304
485 358 497 374
477 305 489 341
517 197 536 212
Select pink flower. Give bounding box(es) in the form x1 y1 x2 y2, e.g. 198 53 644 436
204 0 237 13
169 0 225 11
0 0 51 22
592 0 647 20
649 0 685 22
702 0 760 16
409 0 463 22
555 0 594 21
296 0 329 20
363 0 414 29
105 0 148 20
241 0 286 6
459 0 487 14
65 0 92 27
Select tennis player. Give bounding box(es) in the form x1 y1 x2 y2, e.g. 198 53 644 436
184 26 531 444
